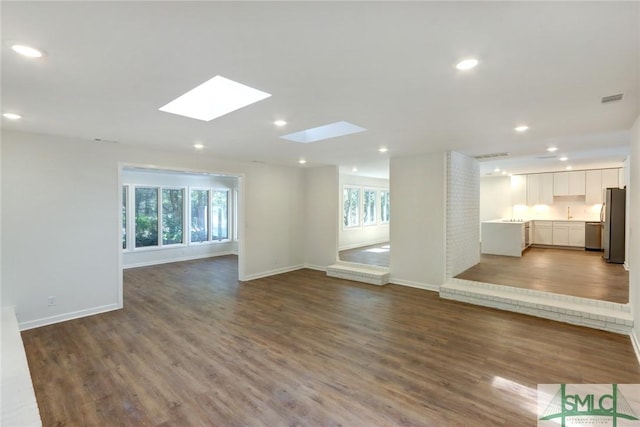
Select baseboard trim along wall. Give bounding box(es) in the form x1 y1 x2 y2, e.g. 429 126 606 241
19 303 120 331
243 264 305 281
631 330 640 366
389 277 440 292
123 251 236 269
303 264 327 272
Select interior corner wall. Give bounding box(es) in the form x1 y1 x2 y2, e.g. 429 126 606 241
304 166 339 270
389 152 446 289
1 130 306 329
338 174 390 250
629 114 640 357
446 151 480 278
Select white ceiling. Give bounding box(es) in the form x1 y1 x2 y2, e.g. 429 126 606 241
2 2 638 178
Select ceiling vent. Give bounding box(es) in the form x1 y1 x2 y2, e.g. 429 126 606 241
473 152 510 160
601 93 623 104
536 155 557 159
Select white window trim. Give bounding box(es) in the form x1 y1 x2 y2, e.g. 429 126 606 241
362 188 378 227
342 185 361 229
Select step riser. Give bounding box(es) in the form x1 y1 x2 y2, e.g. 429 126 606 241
326 263 390 286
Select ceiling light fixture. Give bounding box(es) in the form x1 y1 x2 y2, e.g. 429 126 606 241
455 58 479 71
559 156 568 162
352 167 358 172
501 171 508 175
280 121 367 144
298 159 307 165
193 143 204 149
494 168 500 172
159 75 271 121
11 44 44 58
2 112 22 120
566 165 573 170
514 125 529 132
274 120 287 127
378 147 389 153
546 147 558 152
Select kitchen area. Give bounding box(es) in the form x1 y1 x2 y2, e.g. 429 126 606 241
465 164 631 303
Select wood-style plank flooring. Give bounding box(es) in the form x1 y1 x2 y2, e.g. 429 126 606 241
22 256 640 426
456 247 629 303
339 242 390 266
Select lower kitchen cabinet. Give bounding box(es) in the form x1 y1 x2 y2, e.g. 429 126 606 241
552 222 570 246
551 221 585 247
568 222 585 247
533 221 553 245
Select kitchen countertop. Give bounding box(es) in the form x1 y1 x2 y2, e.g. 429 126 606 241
483 219 596 224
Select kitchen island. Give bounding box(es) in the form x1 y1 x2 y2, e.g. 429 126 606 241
481 219 529 257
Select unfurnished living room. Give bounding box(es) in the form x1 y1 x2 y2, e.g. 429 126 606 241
2 2 640 426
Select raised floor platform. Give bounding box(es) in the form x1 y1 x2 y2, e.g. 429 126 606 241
440 278 633 334
326 261 390 286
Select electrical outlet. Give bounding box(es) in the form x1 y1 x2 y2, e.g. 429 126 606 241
47 296 56 306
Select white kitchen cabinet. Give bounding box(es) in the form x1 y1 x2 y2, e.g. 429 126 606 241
585 170 602 204
568 222 585 247
602 168 618 190
533 221 553 245
552 221 570 246
526 173 553 206
553 171 586 196
511 175 527 206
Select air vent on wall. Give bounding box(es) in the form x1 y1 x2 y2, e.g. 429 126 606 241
601 93 623 104
473 152 510 160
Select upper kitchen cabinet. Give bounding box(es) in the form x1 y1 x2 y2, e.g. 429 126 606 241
585 168 619 204
511 175 527 205
553 171 585 196
527 173 554 205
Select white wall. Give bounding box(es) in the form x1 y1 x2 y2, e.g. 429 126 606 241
304 166 339 270
629 114 640 361
338 174 389 250
1 130 306 329
446 151 480 278
122 169 238 268
480 176 512 222
389 152 446 290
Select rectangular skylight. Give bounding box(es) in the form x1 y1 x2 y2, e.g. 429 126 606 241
159 75 271 121
280 121 367 143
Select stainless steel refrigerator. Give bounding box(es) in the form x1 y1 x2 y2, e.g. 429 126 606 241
600 187 625 263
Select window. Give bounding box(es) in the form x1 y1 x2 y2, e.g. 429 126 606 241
162 188 184 245
363 189 377 226
343 186 360 228
190 189 209 243
380 190 390 223
135 187 159 248
122 186 128 249
211 190 229 240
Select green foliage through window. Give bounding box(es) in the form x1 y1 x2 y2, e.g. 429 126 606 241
162 188 184 245
135 187 159 247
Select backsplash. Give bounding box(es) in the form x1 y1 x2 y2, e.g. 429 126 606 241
512 195 602 221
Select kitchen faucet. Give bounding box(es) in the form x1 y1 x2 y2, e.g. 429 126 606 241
567 206 573 220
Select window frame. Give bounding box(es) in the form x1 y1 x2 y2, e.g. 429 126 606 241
342 185 361 229
362 188 378 227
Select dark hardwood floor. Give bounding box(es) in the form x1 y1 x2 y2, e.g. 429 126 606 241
339 242 390 266
22 255 639 426
456 247 629 303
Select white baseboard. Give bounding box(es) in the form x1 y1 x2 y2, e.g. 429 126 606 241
624 261 630 271
304 263 327 272
19 303 121 331
389 277 440 292
243 264 305 281
631 329 640 366
123 251 235 269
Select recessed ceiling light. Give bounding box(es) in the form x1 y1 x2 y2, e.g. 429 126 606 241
274 120 287 127
2 112 22 120
455 58 479 71
559 156 568 161
280 121 367 144
298 159 307 164
378 147 389 153
501 171 508 175
193 143 204 149
352 167 358 172
514 125 529 132
546 147 558 152
159 75 271 121
566 165 573 170
494 168 500 172
11 44 44 58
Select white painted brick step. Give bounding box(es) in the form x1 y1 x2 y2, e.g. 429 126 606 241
440 278 633 334
326 261 390 286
